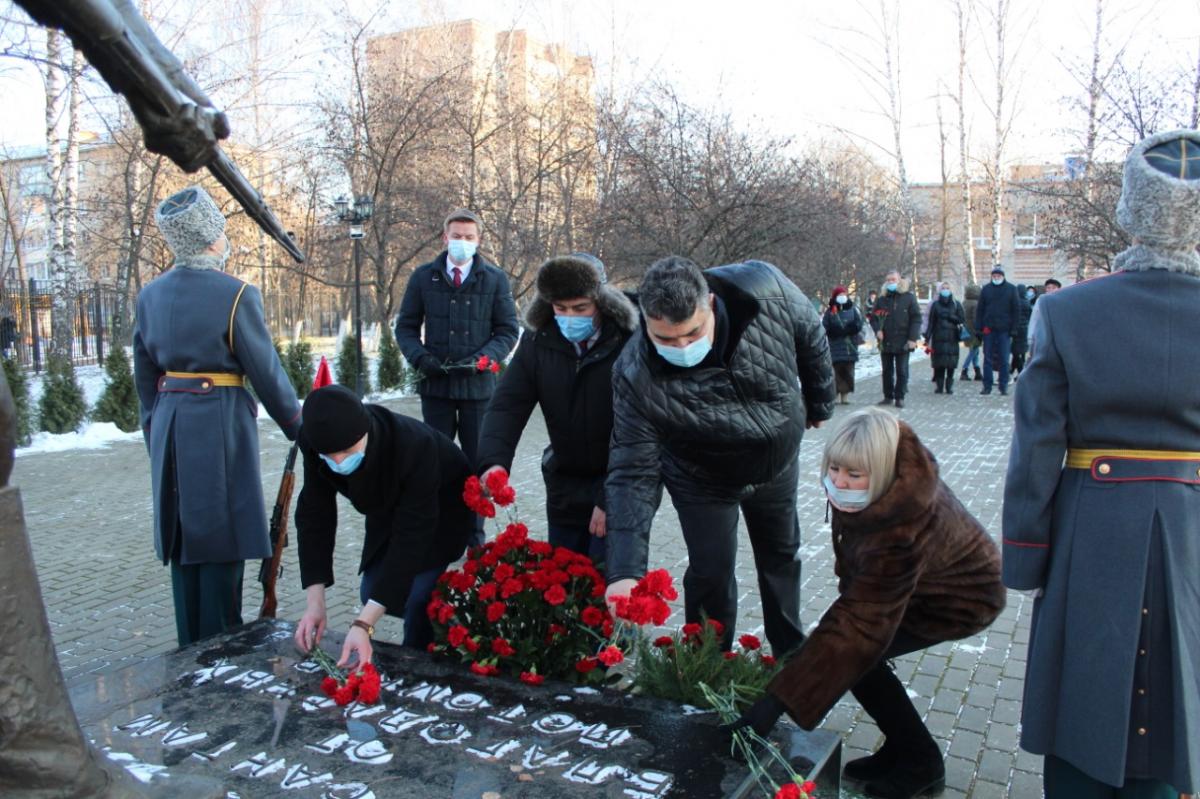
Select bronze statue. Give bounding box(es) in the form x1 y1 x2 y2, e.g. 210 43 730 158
14 0 304 263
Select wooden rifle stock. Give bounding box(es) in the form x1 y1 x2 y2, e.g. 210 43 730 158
258 442 299 618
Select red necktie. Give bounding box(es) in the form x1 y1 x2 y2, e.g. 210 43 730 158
452 267 462 288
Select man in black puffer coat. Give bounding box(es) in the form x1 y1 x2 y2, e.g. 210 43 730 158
974 265 1022 395
604 256 835 656
395 209 519 545
477 254 639 565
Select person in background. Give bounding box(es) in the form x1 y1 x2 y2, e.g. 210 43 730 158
476 253 638 565
1027 278 1062 348
974 266 1021 396
395 208 519 546
1003 128 1200 799
133 186 302 646
727 408 1004 799
823 285 863 405
871 270 921 409
1010 284 1035 377
959 284 983 382
293 385 474 665
924 281 966 395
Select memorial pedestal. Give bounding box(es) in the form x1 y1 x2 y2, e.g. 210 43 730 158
69 619 841 798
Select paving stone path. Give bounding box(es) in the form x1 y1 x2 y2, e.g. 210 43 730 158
15 360 1038 797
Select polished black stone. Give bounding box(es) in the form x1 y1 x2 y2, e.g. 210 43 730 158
69 619 841 798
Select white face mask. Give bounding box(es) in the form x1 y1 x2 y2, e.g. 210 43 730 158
823 474 871 512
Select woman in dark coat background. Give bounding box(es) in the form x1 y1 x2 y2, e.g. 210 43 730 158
1009 284 1034 376
728 408 1005 799
924 281 966 395
477 254 638 564
822 285 862 405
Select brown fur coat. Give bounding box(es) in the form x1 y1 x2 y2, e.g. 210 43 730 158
768 422 1005 729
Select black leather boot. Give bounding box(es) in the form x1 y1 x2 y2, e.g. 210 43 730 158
844 742 898 782
850 661 945 799
863 754 945 798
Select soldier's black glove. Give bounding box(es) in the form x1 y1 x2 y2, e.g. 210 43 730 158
720 693 787 739
417 355 448 377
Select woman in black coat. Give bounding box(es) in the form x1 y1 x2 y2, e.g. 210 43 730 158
477 254 638 565
924 281 966 394
1010 284 1035 375
822 285 862 405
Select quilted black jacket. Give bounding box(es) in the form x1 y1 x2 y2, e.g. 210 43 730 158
605 260 836 582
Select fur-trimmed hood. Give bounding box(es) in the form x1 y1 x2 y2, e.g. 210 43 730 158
525 284 638 333
880 276 912 295
1114 128 1200 276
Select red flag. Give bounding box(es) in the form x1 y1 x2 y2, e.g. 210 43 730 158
313 356 333 390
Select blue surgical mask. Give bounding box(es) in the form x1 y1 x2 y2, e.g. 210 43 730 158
447 239 477 264
321 451 364 475
1026 289 1035 300
823 474 871 512
939 289 951 298
654 336 712 368
835 295 848 305
885 282 898 293
991 277 1003 286
555 314 594 342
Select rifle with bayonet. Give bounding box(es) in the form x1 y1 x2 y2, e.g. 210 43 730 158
14 0 304 263
258 442 299 619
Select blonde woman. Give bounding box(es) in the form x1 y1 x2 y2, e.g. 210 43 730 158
727 408 1005 799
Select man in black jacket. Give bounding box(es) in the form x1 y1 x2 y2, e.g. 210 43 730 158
604 257 835 655
477 254 639 564
293 386 474 667
395 209 519 545
974 265 1022 395
871 269 923 408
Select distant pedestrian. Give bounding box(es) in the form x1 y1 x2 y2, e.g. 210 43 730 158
924 281 965 395
959 284 982 382
974 266 1021 395
823 285 863 405
1027 278 1062 348
1003 129 1200 799
870 270 921 409
1010 284 1035 377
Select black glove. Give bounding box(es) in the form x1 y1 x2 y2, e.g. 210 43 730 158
719 693 787 739
417 355 448 377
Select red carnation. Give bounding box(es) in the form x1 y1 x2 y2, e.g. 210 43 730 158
520 671 545 686
493 485 516 505
597 645 624 667
321 676 339 698
738 634 762 651
581 606 606 627
548 623 567 637
476 355 491 372
653 635 674 648
463 636 480 654
489 361 501 374
682 622 702 640
775 785 801 799
486 600 507 623
333 684 356 706
470 662 499 677
543 584 568 606
601 618 614 637
356 664 381 704
575 657 599 674
500 577 525 599
493 562 515 583
491 637 516 658
761 655 777 667
447 625 470 648
723 651 738 660
478 581 499 602
633 569 678 601
485 468 509 496
436 603 456 624
801 781 816 795
706 618 725 636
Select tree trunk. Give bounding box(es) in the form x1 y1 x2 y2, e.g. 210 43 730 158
43 29 72 360
955 0 977 286
1077 0 1105 282
989 0 1009 274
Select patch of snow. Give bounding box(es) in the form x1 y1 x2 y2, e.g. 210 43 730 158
18 422 140 456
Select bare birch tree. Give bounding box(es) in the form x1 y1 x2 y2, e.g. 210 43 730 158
951 0 978 286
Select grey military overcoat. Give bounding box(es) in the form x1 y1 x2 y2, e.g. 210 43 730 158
1002 267 1199 792
134 259 301 566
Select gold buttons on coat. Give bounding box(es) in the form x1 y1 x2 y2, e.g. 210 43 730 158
1137 728 1147 736
1097 462 1112 475
1138 688 1146 696
1139 649 1146 656
201 381 210 389
1142 608 1149 616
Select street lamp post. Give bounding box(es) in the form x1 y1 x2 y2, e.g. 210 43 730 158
334 194 374 397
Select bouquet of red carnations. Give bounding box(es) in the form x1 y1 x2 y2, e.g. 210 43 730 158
309 645 382 707
427 470 618 684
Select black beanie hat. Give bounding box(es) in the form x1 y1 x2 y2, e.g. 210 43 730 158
302 385 370 454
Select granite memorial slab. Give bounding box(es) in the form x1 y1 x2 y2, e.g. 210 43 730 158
69 619 842 798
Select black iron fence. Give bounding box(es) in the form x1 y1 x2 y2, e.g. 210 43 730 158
0 280 348 373
1 280 124 372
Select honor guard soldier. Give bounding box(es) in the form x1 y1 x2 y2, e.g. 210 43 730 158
134 186 301 646
1003 130 1200 798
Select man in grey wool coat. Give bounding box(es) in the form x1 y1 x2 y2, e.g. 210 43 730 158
134 186 301 647
1002 129 1200 798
